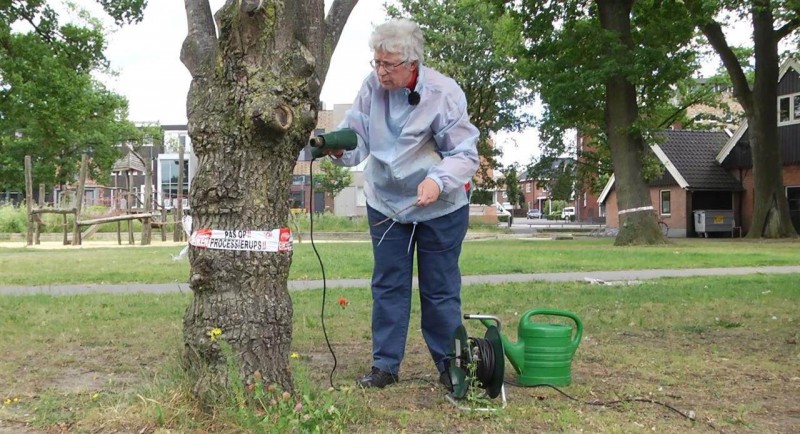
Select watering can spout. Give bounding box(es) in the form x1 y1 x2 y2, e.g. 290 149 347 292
478 318 525 375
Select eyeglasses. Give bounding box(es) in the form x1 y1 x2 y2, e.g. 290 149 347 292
369 59 407 72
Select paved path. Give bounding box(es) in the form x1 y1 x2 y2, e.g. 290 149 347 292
2 265 799 296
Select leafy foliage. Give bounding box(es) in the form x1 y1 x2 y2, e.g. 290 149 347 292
313 158 352 201
518 0 701 186
0 1 145 191
501 165 524 207
469 188 493 205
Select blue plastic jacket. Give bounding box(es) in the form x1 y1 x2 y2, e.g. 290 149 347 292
333 65 480 223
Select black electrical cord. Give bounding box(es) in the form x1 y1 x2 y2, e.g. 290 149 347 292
470 337 496 387
503 379 717 431
462 333 713 429
309 156 339 390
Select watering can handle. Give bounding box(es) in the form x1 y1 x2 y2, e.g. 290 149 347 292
521 309 583 351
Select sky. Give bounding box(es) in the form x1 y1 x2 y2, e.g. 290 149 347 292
70 2 756 168
75 0 539 167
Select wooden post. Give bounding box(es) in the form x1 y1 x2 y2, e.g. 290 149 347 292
117 221 122 245
113 173 119 210
36 183 45 245
62 212 68 245
72 154 87 246
127 171 134 244
25 156 34 245
161 207 167 241
141 151 152 245
34 214 41 245
174 142 185 242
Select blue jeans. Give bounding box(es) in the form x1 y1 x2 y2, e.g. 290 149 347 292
366 204 469 376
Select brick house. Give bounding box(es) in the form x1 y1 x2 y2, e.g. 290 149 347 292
598 130 743 237
598 58 800 237
716 59 800 234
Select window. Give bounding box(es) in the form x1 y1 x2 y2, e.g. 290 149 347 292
660 190 671 216
291 191 304 209
778 92 800 125
161 159 189 208
526 183 531 193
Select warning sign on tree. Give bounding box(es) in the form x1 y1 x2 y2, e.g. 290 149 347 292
189 228 292 252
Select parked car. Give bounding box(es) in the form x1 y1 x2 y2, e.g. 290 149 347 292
527 208 542 219
561 206 576 220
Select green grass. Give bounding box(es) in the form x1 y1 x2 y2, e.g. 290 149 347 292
2 238 800 285
1 273 798 432
2 204 501 236
2 237 799 432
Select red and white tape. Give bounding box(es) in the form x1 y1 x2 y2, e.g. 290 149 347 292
189 227 292 252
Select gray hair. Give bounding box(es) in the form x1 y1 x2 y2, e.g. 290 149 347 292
369 18 424 64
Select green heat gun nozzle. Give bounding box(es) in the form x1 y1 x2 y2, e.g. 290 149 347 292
309 128 358 159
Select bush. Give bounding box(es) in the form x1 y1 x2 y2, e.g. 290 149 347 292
288 212 369 232
0 204 26 234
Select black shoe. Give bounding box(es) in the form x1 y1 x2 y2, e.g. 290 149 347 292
357 367 398 389
439 371 453 392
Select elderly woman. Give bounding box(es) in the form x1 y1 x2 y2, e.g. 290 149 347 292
326 18 479 389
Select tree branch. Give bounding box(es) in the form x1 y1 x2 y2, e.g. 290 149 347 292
774 18 799 41
319 0 359 84
8 3 60 43
656 94 705 129
699 20 753 113
181 0 218 78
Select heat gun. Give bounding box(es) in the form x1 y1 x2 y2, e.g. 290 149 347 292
309 128 358 159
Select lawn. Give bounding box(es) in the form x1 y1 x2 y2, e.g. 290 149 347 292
0 238 799 432
2 237 800 285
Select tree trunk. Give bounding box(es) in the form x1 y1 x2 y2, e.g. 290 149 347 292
181 0 356 394
597 0 666 246
695 1 798 238
744 5 797 238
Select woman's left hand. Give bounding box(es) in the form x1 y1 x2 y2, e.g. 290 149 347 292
416 178 441 207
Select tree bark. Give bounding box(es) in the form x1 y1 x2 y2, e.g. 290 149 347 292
597 0 666 246
181 0 357 394
696 0 798 238
744 3 796 238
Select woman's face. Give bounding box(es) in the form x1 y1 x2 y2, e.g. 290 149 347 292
372 50 416 90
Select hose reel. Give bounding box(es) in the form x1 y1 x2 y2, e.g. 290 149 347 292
446 314 506 409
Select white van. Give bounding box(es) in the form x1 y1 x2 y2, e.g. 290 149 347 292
495 202 511 217
561 206 576 220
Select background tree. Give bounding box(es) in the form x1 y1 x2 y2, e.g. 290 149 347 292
685 0 799 238
181 0 357 393
313 158 352 210
388 0 534 189
518 0 699 245
0 1 144 194
541 158 577 202
501 164 524 209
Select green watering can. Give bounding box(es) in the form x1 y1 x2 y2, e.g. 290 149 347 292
481 308 583 386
